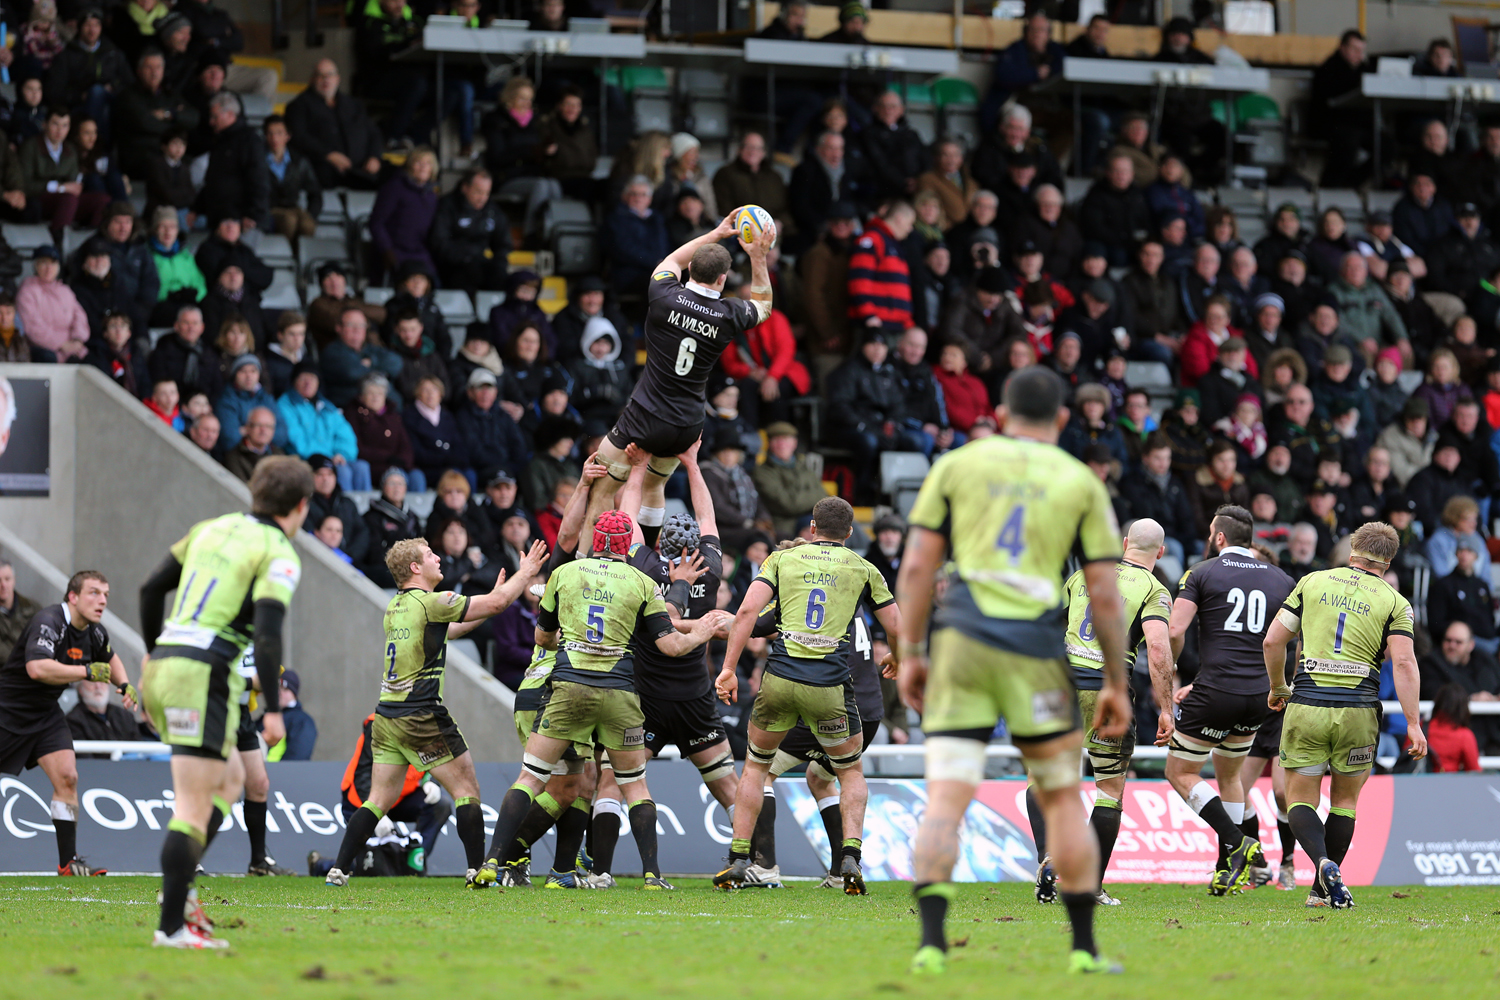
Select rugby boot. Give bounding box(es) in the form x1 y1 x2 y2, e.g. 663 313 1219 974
713 857 750 890
643 874 675 890
1034 856 1058 903
910 946 946 975
1317 859 1353 909
841 855 868 895
743 863 784 888
1068 950 1124 974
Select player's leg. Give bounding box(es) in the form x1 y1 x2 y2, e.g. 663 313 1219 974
541 766 591 886
606 744 671 887
329 761 410 881
637 454 679 547
1165 731 1260 892
1209 736 1260 879
717 721 785 881
239 747 288 875
428 750 490 873
1284 704 1374 909
1080 687 1134 902
582 435 632 538
911 741 983 973
1270 757 1297 887
475 730 569 883
824 736 870 895
36 747 83 873
685 738 738 808
158 753 230 944
588 754 625 883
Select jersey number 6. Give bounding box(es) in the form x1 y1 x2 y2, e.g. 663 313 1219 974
673 337 697 375
805 588 827 629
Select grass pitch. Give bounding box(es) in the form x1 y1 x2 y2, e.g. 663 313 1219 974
2 877 1497 1000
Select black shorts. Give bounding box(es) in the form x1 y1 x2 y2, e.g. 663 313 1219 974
0 707 74 775
236 704 260 753
1249 704 1285 759
1175 685 1269 746
607 399 704 458
643 690 726 757
775 684 875 763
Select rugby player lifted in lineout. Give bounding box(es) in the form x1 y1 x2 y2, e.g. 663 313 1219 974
580 214 775 546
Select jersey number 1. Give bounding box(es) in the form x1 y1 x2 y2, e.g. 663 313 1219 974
673 337 697 375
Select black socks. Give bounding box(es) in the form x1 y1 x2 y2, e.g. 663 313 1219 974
1061 891 1098 956
158 824 204 935
751 791 777 868
54 817 76 867
818 798 843 874
506 800 559 865
629 800 660 876
1287 803 1328 865
483 786 535 863
335 804 382 872
1090 803 1123 880
913 882 954 951
454 798 486 870
1324 810 1355 866
552 801 589 873
1025 785 1048 859
244 800 267 865
591 805 622 874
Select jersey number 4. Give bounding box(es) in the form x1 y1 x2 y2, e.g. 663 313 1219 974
995 506 1025 562
673 337 697 375
1224 587 1267 633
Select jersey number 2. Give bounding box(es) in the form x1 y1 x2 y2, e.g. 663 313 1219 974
673 337 697 375
385 642 398 681
586 604 606 643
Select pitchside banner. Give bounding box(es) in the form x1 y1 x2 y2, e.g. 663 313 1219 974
4 764 1500 883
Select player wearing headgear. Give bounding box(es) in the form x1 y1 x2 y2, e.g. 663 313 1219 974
323 534 547 888
897 365 1130 977
713 496 901 895
0 570 133 879
1166 504 1295 896
472 508 732 890
1029 517 1175 907
580 214 774 548
1262 522 1427 909
136 456 313 949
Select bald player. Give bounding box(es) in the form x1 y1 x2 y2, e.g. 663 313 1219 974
1030 518 1176 906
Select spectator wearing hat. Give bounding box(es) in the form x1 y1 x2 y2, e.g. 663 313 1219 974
564 313 633 427
17 244 88 361
657 131 715 218
216 353 286 448
1393 172 1456 260
455 367 526 483
116 48 201 181
800 202 858 363
321 306 403 408
307 261 385 349
1366 346 1410 428
1355 208 1421 283
789 132 867 252
943 267 1019 385
260 671 316 761
146 206 206 326
1189 438 1252 539
701 372 759 462
477 470 533 542
71 237 136 340
550 275 627 364
521 367 581 439
1427 201 1500 301
221 404 283 481
370 147 438 281
1239 289 1293 367
826 327 925 502
713 132 790 229
1079 154 1150 268
178 0 277 99
944 189 1000 283
1053 277 1118 374
1301 479 1347 557
702 427 775 554
910 238 958 334
429 167 510 296
181 47 229 157
1060 382 1127 467
1424 493 1491 579
263 113 322 241
487 269 554 355
991 147 1043 225
864 511 907 594
344 374 423 489
279 363 368 490
1254 203 1308 278
388 306 447 405
1308 342 1372 422
362 467 421 585
752 422 828 539
381 259 450 360
523 416 580 512
306 453 370 566
1144 153 1203 241
155 12 201 97
1296 295 1364 376
1152 17 1225 184
18 106 109 244
194 214 271 294
45 9 130 138
405 375 472 488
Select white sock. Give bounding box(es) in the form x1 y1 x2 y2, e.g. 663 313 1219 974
1223 801 1245 824
639 506 665 527
1276 808 1289 823
1242 803 1257 822
1186 780 1217 814
815 795 840 812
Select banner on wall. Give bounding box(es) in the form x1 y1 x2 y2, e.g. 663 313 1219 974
0 375 48 496
3 764 1499 884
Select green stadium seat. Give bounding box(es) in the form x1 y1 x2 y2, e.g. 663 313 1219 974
933 77 979 108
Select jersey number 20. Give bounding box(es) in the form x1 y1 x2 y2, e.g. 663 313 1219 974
673 337 697 375
1224 587 1266 633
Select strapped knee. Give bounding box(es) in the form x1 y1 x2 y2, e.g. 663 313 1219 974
827 748 862 771
769 749 800 778
925 736 986 785
1167 733 1215 763
593 797 623 819
806 760 835 783
646 461 676 480
1294 764 1328 777
695 750 735 784
1216 738 1255 759
1026 750 1079 791
748 741 778 765
613 763 646 786
522 753 556 781
558 756 587 776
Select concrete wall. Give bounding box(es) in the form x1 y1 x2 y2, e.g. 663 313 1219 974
0 366 519 762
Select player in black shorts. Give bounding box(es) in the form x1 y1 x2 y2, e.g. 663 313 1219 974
765 611 888 889
228 651 295 876
582 214 774 546
0 571 134 876
1167 505 1295 895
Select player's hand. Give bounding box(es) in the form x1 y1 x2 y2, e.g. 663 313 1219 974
715 667 739 704
624 443 650 467
677 436 702 467
879 650 899 679
423 781 442 805
118 682 140 711
1173 683 1193 704
1093 683 1131 739
897 652 928 713
1268 684 1293 713
517 539 548 579
261 711 285 748
582 454 610 482
84 662 112 683
747 220 774 259
1155 709 1174 747
713 213 739 241
1406 722 1428 760
669 548 707 584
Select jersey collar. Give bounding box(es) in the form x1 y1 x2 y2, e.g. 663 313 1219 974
685 279 721 299
1121 558 1151 571
1218 545 1256 558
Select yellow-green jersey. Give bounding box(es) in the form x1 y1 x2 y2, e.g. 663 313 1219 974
1063 560 1171 690
377 588 471 717
153 513 302 667
755 541 895 686
1280 565 1414 707
538 556 673 689
907 435 1121 659
514 643 556 715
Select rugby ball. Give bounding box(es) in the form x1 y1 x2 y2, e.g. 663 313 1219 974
735 205 778 249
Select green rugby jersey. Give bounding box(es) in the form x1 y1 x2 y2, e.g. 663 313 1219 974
907 435 1121 659
755 541 895 687
154 513 302 667
1063 560 1170 690
513 643 557 713
1281 565 1414 707
538 556 673 689
377 588 471 717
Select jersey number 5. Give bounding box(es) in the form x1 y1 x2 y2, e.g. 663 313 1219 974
385 642 398 681
673 337 697 375
586 604 606 643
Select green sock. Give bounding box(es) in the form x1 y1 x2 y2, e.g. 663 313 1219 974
842 837 863 863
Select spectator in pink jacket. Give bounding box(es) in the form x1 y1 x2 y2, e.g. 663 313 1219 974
18 244 89 361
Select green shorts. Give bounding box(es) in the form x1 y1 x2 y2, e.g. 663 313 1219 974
1279 702 1378 775
141 655 243 760
1079 687 1135 779
923 628 1081 741
371 705 469 772
750 672 850 747
515 708 592 764
535 681 644 753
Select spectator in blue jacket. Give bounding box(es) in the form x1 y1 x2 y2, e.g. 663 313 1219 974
215 354 289 449
983 11 1064 130
454 368 527 483
603 176 669 304
486 268 555 354
404 373 474 488
320 305 403 408
261 671 317 761
1144 154 1204 239
1392 172 1456 258
278 360 371 491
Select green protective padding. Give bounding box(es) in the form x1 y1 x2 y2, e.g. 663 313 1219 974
842 837 863 849
1094 796 1122 811
570 796 591 813
1288 801 1318 813
914 882 957 901
168 817 206 845
731 837 752 855
364 802 386 820
507 784 537 802
212 795 231 816
537 791 563 819
1329 805 1356 819
933 77 978 107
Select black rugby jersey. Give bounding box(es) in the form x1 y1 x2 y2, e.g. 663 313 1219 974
1177 546 1295 695
0 604 114 733
628 535 724 701
634 272 765 425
